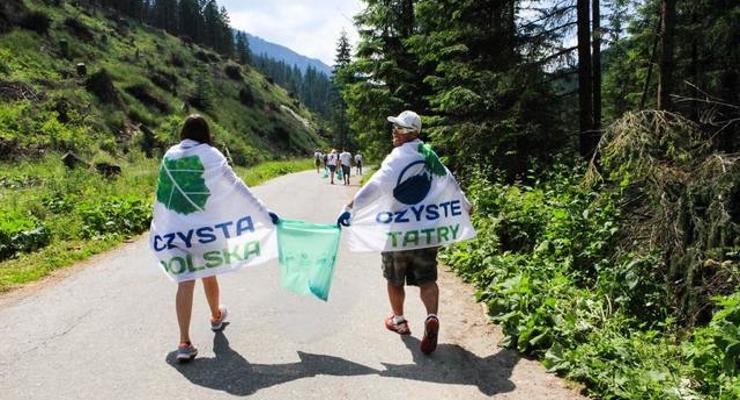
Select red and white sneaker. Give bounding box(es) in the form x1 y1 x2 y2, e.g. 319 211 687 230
176 342 198 363
420 315 439 354
210 305 228 331
384 314 411 335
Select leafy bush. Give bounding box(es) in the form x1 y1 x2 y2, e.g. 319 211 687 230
224 64 242 80
0 210 50 260
78 196 151 238
18 11 51 35
0 101 92 158
444 149 738 399
683 293 740 399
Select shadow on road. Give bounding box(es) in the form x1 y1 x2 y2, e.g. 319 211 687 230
167 331 518 396
379 335 518 396
166 331 379 396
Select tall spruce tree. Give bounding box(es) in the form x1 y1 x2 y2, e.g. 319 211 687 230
332 30 353 148
343 0 425 158
153 0 178 34
178 0 202 42
235 32 251 65
218 6 234 56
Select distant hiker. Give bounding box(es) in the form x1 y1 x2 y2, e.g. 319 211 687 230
336 110 475 355
313 148 323 174
327 149 338 184
339 148 352 185
354 152 363 175
151 114 280 363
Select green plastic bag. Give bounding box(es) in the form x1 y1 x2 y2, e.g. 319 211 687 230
322 168 328 178
277 219 341 301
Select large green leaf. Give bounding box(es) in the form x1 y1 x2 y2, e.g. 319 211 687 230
155 156 210 215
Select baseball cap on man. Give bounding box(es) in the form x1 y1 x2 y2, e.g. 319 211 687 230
387 110 421 132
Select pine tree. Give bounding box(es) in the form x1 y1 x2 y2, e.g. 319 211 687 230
218 6 234 57
153 0 178 34
334 30 352 70
343 0 425 158
202 0 220 49
178 0 201 42
332 29 353 148
235 32 251 65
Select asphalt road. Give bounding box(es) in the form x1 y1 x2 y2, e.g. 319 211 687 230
0 169 584 399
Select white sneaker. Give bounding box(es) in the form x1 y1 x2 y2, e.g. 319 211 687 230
210 305 228 331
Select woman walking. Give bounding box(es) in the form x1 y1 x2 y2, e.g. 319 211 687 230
154 114 279 362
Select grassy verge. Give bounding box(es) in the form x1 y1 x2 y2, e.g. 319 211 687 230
358 166 375 186
0 156 312 292
235 158 314 186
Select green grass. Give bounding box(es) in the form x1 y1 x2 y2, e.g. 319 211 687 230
358 166 375 186
1 0 325 167
0 156 313 292
236 158 314 186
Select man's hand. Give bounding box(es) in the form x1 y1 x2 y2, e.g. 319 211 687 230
266 209 280 225
336 207 352 227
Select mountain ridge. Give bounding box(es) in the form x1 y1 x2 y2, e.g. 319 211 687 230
245 32 332 76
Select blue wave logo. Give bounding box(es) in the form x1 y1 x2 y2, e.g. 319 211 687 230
393 160 432 205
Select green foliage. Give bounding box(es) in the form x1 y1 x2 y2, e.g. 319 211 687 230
78 196 151 238
343 0 563 177
442 135 740 399
601 0 739 151
0 101 92 158
0 0 323 167
594 111 739 326
683 293 740 399
0 210 50 261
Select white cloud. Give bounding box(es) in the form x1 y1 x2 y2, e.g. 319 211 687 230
222 0 363 66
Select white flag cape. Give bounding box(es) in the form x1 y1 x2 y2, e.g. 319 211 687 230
346 140 476 252
149 140 277 282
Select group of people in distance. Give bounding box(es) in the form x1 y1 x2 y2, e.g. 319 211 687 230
314 148 363 185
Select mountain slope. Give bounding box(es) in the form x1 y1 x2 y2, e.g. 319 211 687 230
0 0 325 166
245 32 332 76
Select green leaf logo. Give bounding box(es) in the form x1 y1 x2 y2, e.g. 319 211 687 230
156 156 210 215
417 143 447 177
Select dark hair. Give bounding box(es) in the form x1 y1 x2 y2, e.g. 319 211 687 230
180 114 212 145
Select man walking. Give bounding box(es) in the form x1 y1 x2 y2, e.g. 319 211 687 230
354 152 363 175
336 110 474 355
339 148 352 185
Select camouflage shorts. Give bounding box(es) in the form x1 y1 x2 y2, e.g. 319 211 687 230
381 247 439 287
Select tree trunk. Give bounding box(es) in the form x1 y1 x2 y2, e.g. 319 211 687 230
657 0 676 111
592 0 601 133
577 0 594 157
400 0 414 37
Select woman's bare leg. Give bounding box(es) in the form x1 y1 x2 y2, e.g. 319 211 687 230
176 280 196 343
202 276 221 319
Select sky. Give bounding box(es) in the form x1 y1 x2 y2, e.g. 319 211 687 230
220 0 365 66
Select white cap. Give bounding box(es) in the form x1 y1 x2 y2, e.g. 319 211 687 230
387 110 421 132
